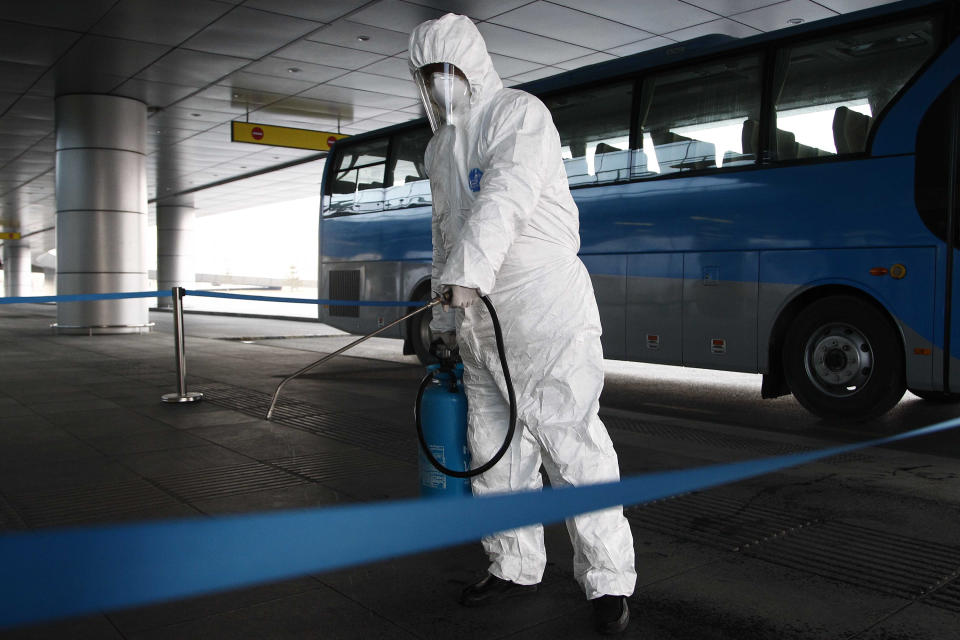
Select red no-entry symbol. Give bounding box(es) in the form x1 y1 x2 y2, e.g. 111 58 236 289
251 126 264 140
327 135 337 147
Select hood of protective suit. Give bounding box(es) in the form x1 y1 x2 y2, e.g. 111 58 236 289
408 14 503 111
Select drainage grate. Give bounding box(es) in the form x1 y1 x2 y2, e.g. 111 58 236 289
744 521 960 601
602 413 872 464
9 480 182 528
269 450 415 483
626 492 821 552
200 382 418 461
153 461 308 503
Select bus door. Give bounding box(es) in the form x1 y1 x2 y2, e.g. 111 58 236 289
945 82 960 392
917 78 960 392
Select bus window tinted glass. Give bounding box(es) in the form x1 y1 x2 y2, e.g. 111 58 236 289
542 81 633 187
639 55 761 176
327 139 388 216
774 19 936 159
385 126 432 210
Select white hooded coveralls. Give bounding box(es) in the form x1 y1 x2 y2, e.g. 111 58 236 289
409 14 636 600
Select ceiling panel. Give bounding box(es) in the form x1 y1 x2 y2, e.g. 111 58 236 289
411 0 532 21
477 22 593 65
0 21 81 67
243 0 369 23
814 0 894 11
183 7 322 60
299 84 418 110
113 79 200 110
275 40 386 70
306 21 411 56
363 56 412 79
733 0 837 31
242 57 348 85
551 0 717 34
91 0 234 46
0 0 116 31
136 49 250 87
0 61 49 94
349 0 446 34
491 2 652 50
220 70 319 95
684 0 784 13
326 70 419 99
54 35 171 78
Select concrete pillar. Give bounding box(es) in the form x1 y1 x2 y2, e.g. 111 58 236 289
156 194 196 308
43 267 56 295
55 94 149 333
2 241 32 297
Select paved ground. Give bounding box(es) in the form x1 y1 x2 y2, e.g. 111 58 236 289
1 303 958 639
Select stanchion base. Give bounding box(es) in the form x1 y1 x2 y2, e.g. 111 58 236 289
162 391 204 404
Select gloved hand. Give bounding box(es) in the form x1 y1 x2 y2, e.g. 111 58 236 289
442 284 480 310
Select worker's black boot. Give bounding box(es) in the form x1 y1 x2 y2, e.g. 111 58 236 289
592 595 630 635
459 573 538 607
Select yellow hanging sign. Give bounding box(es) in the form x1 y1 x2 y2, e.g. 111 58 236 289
0 232 21 240
231 121 348 151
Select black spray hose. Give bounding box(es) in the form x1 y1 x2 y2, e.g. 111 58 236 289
414 295 516 478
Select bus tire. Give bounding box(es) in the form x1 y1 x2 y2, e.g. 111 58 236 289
782 295 905 422
908 388 960 403
409 292 436 365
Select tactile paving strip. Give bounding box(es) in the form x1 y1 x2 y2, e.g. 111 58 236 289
152 461 308 503
627 492 960 609
268 450 415 483
8 479 183 528
602 413 873 463
198 382 417 461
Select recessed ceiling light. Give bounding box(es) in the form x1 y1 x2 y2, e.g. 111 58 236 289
357 35 370 42
233 93 240 98
191 112 202 117
788 18 804 24
287 67 301 73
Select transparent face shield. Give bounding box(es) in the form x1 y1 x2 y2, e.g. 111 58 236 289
414 63 471 132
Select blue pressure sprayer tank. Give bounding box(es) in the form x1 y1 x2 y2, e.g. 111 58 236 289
414 295 515 499
416 363 472 498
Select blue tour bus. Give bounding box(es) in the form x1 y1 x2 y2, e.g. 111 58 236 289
318 0 960 421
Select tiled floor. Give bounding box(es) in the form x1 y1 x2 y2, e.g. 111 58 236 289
1 303 958 639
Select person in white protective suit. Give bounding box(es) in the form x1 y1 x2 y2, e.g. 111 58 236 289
409 14 637 635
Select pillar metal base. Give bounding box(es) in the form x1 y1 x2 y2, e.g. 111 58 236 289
162 391 204 403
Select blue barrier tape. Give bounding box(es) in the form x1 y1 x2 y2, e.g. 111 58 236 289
0 291 164 304
1 416 957 629
184 289 424 307
0 290 423 307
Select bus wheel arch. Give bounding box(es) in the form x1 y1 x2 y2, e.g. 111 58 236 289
777 287 905 422
404 280 436 364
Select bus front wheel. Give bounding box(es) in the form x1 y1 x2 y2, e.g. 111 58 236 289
409 292 436 365
783 295 905 422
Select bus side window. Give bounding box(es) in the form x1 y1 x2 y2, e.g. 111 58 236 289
325 139 388 216
542 81 633 187
638 54 761 176
773 18 937 159
385 126 432 210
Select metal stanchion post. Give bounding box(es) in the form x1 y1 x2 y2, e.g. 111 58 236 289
162 286 204 404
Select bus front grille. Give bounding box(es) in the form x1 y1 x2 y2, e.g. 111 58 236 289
329 269 360 317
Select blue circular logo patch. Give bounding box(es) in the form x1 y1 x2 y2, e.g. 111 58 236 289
468 168 483 192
